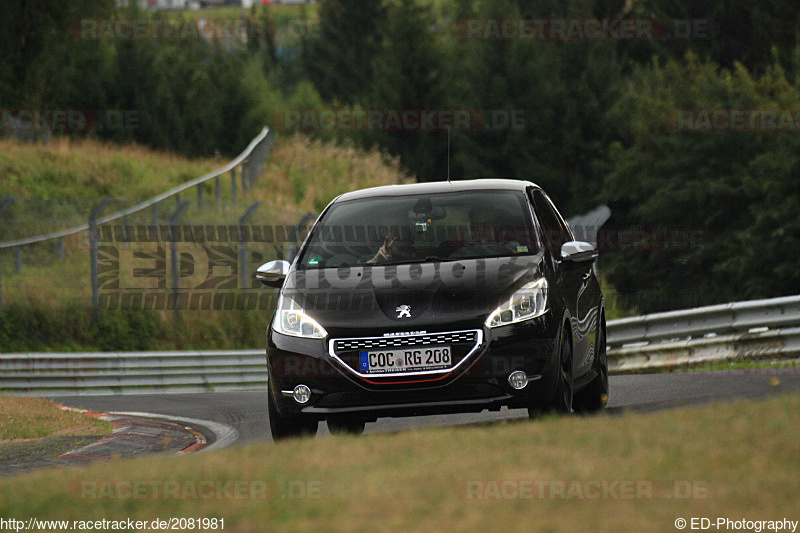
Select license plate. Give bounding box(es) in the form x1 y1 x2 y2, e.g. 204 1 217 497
359 345 452 374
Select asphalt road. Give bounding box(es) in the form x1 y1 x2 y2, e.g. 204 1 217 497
51 368 800 446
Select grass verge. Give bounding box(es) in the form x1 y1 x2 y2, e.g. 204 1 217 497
0 133 410 351
0 397 111 441
658 358 800 375
0 393 797 530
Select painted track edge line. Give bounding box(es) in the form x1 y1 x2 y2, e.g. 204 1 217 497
110 411 239 452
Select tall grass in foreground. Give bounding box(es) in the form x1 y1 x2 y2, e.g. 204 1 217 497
1 393 797 529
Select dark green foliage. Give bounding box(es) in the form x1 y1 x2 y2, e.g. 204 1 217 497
0 0 115 106
360 1 446 178
0 2 283 157
602 55 800 309
3 0 800 320
303 0 387 105
0 302 267 352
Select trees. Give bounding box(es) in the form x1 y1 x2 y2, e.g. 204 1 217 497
5 0 800 309
602 55 800 309
0 0 115 106
361 0 446 179
303 0 387 105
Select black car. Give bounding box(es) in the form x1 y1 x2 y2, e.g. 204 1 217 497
257 179 607 440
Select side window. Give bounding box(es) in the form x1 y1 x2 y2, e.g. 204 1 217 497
532 191 572 254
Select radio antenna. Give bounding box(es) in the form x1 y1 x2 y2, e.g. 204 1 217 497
447 128 451 183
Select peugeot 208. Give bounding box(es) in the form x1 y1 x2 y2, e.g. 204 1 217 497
257 179 607 439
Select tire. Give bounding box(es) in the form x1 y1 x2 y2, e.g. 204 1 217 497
267 387 318 441
529 326 573 418
573 314 609 413
327 417 366 436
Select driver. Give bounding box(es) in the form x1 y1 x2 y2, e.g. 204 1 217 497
365 210 416 264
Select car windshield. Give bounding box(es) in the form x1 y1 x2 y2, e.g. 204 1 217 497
298 190 539 268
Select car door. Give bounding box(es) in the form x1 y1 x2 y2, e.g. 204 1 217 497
530 189 592 377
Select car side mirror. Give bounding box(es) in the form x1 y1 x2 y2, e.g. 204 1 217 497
560 241 598 263
256 260 290 288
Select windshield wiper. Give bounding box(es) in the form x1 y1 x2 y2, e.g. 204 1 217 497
377 256 457 266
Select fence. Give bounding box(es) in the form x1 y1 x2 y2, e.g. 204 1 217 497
0 127 274 308
1 294 798 395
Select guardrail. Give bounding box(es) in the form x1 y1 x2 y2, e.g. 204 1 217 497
0 350 267 396
2 294 799 395
606 294 800 373
0 127 274 308
0 127 272 250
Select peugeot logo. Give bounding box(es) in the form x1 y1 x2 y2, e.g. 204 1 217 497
395 305 412 319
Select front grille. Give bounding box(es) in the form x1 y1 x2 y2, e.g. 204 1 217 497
332 330 479 353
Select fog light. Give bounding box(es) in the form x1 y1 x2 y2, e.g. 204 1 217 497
508 371 529 390
293 384 311 404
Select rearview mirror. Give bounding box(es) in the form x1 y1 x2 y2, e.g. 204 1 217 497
560 241 598 263
256 260 290 288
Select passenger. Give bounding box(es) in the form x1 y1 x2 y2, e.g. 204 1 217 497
469 206 500 244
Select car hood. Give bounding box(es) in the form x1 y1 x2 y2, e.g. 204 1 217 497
281 254 544 334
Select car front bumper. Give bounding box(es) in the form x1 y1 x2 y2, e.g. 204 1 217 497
266 313 560 420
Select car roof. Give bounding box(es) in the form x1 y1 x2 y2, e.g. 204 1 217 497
334 178 540 202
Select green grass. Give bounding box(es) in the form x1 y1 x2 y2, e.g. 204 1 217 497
0 397 110 441
0 133 410 351
666 358 800 375
0 137 221 202
0 393 797 530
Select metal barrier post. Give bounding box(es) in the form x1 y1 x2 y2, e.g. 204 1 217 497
284 213 317 263
238 202 262 291
0 197 14 217
90 198 112 306
0 198 12 308
123 215 131 247
170 201 192 317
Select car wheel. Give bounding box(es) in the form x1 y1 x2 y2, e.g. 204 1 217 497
529 326 573 418
327 417 366 436
573 315 609 413
268 387 318 441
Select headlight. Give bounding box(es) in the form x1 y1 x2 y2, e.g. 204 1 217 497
273 294 328 339
485 278 548 328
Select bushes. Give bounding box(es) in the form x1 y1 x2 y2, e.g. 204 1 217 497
0 303 265 353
